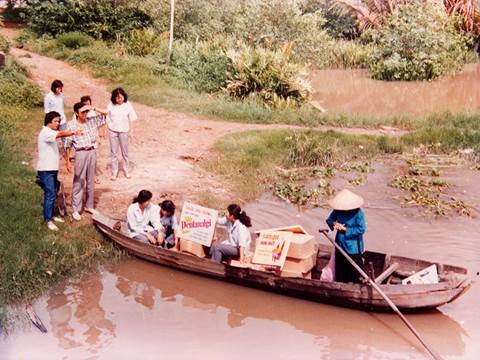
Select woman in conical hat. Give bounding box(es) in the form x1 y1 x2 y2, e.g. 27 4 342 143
325 189 366 284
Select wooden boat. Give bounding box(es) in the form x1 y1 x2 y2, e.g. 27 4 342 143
93 213 471 312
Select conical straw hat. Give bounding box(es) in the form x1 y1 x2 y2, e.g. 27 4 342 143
328 189 364 211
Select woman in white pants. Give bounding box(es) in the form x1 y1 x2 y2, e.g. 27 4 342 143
107 87 138 180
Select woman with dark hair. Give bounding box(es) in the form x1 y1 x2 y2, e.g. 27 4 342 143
127 190 162 244
106 87 138 180
44 80 66 129
157 199 179 249
210 204 252 263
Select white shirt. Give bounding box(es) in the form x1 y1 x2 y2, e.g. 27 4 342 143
127 203 161 238
37 126 59 171
218 217 252 255
44 91 66 125
107 101 138 132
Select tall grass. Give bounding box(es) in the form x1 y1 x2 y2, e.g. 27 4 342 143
0 58 120 328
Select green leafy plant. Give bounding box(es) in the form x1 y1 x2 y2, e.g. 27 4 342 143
123 28 164 57
24 0 153 40
225 43 311 107
365 2 471 80
56 31 92 50
0 33 10 54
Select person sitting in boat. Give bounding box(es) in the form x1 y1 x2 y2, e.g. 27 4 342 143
157 199 179 250
326 189 366 284
127 190 162 245
210 204 252 263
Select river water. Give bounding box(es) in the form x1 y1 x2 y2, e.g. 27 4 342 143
310 65 480 117
2 160 479 359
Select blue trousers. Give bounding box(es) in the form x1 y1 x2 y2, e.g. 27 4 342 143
37 170 59 222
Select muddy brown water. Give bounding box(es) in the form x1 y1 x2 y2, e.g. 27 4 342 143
310 65 480 117
2 161 479 359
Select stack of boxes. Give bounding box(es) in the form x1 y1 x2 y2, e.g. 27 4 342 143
255 225 318 279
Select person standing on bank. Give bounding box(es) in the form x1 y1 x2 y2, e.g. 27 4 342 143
64 102 108 221
326 189 366 284
107 87 138 180
37 111 81 231
210 204 252 263
44 80 66 130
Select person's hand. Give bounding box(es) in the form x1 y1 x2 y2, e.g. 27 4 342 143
129 131 136 144
74 130 83 136
240 256 250 264
333 221 346 231
159 225 165 233
145 232 156 245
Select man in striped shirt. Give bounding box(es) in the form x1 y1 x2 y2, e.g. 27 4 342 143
64 102 108 221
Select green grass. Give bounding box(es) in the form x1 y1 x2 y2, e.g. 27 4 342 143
0 60 121 330
203 117 480 201
23 34 432 129
202 129 398 201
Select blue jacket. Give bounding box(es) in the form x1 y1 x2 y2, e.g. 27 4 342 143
326 209 366 254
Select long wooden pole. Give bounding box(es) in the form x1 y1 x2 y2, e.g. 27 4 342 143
167 0 175 65
318 229 443 360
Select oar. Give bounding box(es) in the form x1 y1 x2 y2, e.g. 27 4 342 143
318 229 443 360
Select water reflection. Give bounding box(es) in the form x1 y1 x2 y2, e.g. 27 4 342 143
105 258 466 358
46 269 116 356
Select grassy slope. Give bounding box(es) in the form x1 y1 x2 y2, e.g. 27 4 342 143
0 57 120 328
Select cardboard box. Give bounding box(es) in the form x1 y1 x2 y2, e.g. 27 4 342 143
283 250 317 274
179 239 206 258
255 225 316 259
254 225 308 235
402 264 439 285
286 233 316 259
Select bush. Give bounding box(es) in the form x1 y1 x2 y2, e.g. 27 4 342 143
225 44 311 107
56 31 92 50
0 33 10 54
301 0 359 40
234 0 333 66
123 28 164 57
150 0 334 67
24 0 153 40
366 2 471 81
328 40 371 68
14 29 35 49
160 37 230 93
0 60 43 108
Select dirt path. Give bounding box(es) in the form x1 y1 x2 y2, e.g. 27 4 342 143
1 25 403 216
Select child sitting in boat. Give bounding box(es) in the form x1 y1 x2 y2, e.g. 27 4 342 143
127 190 162 245
157 200 179 250
210 204 252 263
